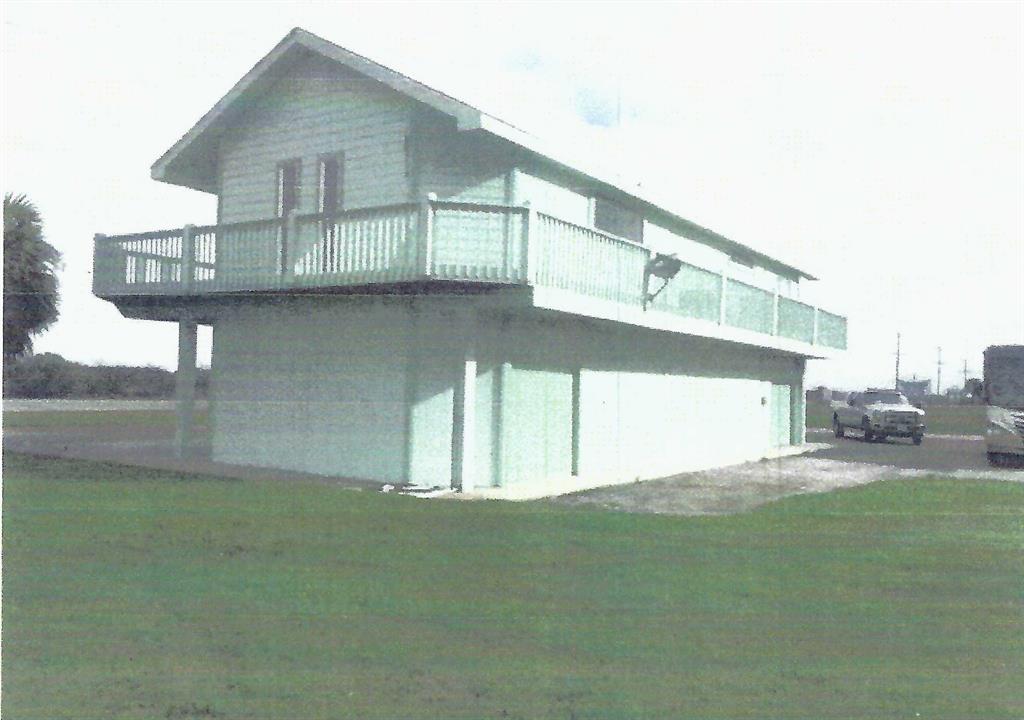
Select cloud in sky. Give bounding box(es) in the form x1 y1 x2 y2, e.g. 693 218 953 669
2 1 1021 389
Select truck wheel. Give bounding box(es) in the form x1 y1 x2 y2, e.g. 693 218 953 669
861 417 874 442
833 417 845 438
912 434 923 446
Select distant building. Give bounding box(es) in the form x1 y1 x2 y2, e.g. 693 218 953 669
897 378 931 399
806 386 832 403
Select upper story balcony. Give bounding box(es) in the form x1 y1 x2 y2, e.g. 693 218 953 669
93 198 847 355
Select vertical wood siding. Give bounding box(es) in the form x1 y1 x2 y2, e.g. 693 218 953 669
208 298 808 489
484 313 806 485
212 301 409 481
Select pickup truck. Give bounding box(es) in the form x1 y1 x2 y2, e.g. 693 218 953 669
833 389 926 444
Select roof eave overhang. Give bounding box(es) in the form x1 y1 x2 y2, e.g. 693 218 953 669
150 27 484 193
474 115 817 281
150 27 818 282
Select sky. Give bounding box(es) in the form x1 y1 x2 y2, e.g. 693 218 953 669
2 0 1021 390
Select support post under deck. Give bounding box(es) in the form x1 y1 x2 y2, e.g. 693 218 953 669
451 312 477 492
174 319 198 458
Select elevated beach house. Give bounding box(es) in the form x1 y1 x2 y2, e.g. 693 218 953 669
93 28 846 496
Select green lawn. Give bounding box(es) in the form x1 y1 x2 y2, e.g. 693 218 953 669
3 452 1022 719
806 401 986 436
3 408 209 432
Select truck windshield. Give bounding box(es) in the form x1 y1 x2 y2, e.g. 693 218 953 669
862 392 906 405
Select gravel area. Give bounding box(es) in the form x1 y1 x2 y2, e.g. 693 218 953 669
551 455 1024 516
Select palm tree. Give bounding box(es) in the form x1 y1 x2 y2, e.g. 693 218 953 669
3 193 61 364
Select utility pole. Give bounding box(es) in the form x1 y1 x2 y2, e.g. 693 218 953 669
963 358 969 389
936 346 944 395
895 333 901 390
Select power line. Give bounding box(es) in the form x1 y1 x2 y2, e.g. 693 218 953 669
894 332 901 390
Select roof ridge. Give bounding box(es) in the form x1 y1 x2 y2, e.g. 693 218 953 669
151 27 818 281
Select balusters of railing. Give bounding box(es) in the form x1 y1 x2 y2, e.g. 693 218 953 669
418 192 435 277
282 209 297 282
718 269 728 326
772 290 780 336
181 224 195 290
134 247 147 285
521 201 536 284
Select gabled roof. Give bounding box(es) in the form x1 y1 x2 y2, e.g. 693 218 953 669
152 27 816 280
151 28 518 193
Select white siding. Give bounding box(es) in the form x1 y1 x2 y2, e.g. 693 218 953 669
405 305 461 487
486 314 805 487
218 54 414 223
211 300 410 481
500 366 574 485
577 371 771 480
209 297 806 491
414 111 514 203
646 219 802 299
515 171 591 225
644 220 729 271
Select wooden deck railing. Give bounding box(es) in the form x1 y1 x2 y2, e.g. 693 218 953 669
93 198 846 350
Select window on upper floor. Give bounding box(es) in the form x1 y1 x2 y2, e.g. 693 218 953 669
594 197 643 243
276 159 301 217
318 153 343 214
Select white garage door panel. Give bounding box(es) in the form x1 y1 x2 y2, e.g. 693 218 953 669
578 370 772 481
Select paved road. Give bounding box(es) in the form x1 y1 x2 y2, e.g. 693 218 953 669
3 399 208 412
806 428 1001 472
2 421 378 490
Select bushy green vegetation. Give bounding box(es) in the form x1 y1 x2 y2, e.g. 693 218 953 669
3 193 60 362
2 352 209 399
3 453 1021 719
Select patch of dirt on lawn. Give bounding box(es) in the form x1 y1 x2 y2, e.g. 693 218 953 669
550 457 1022 516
